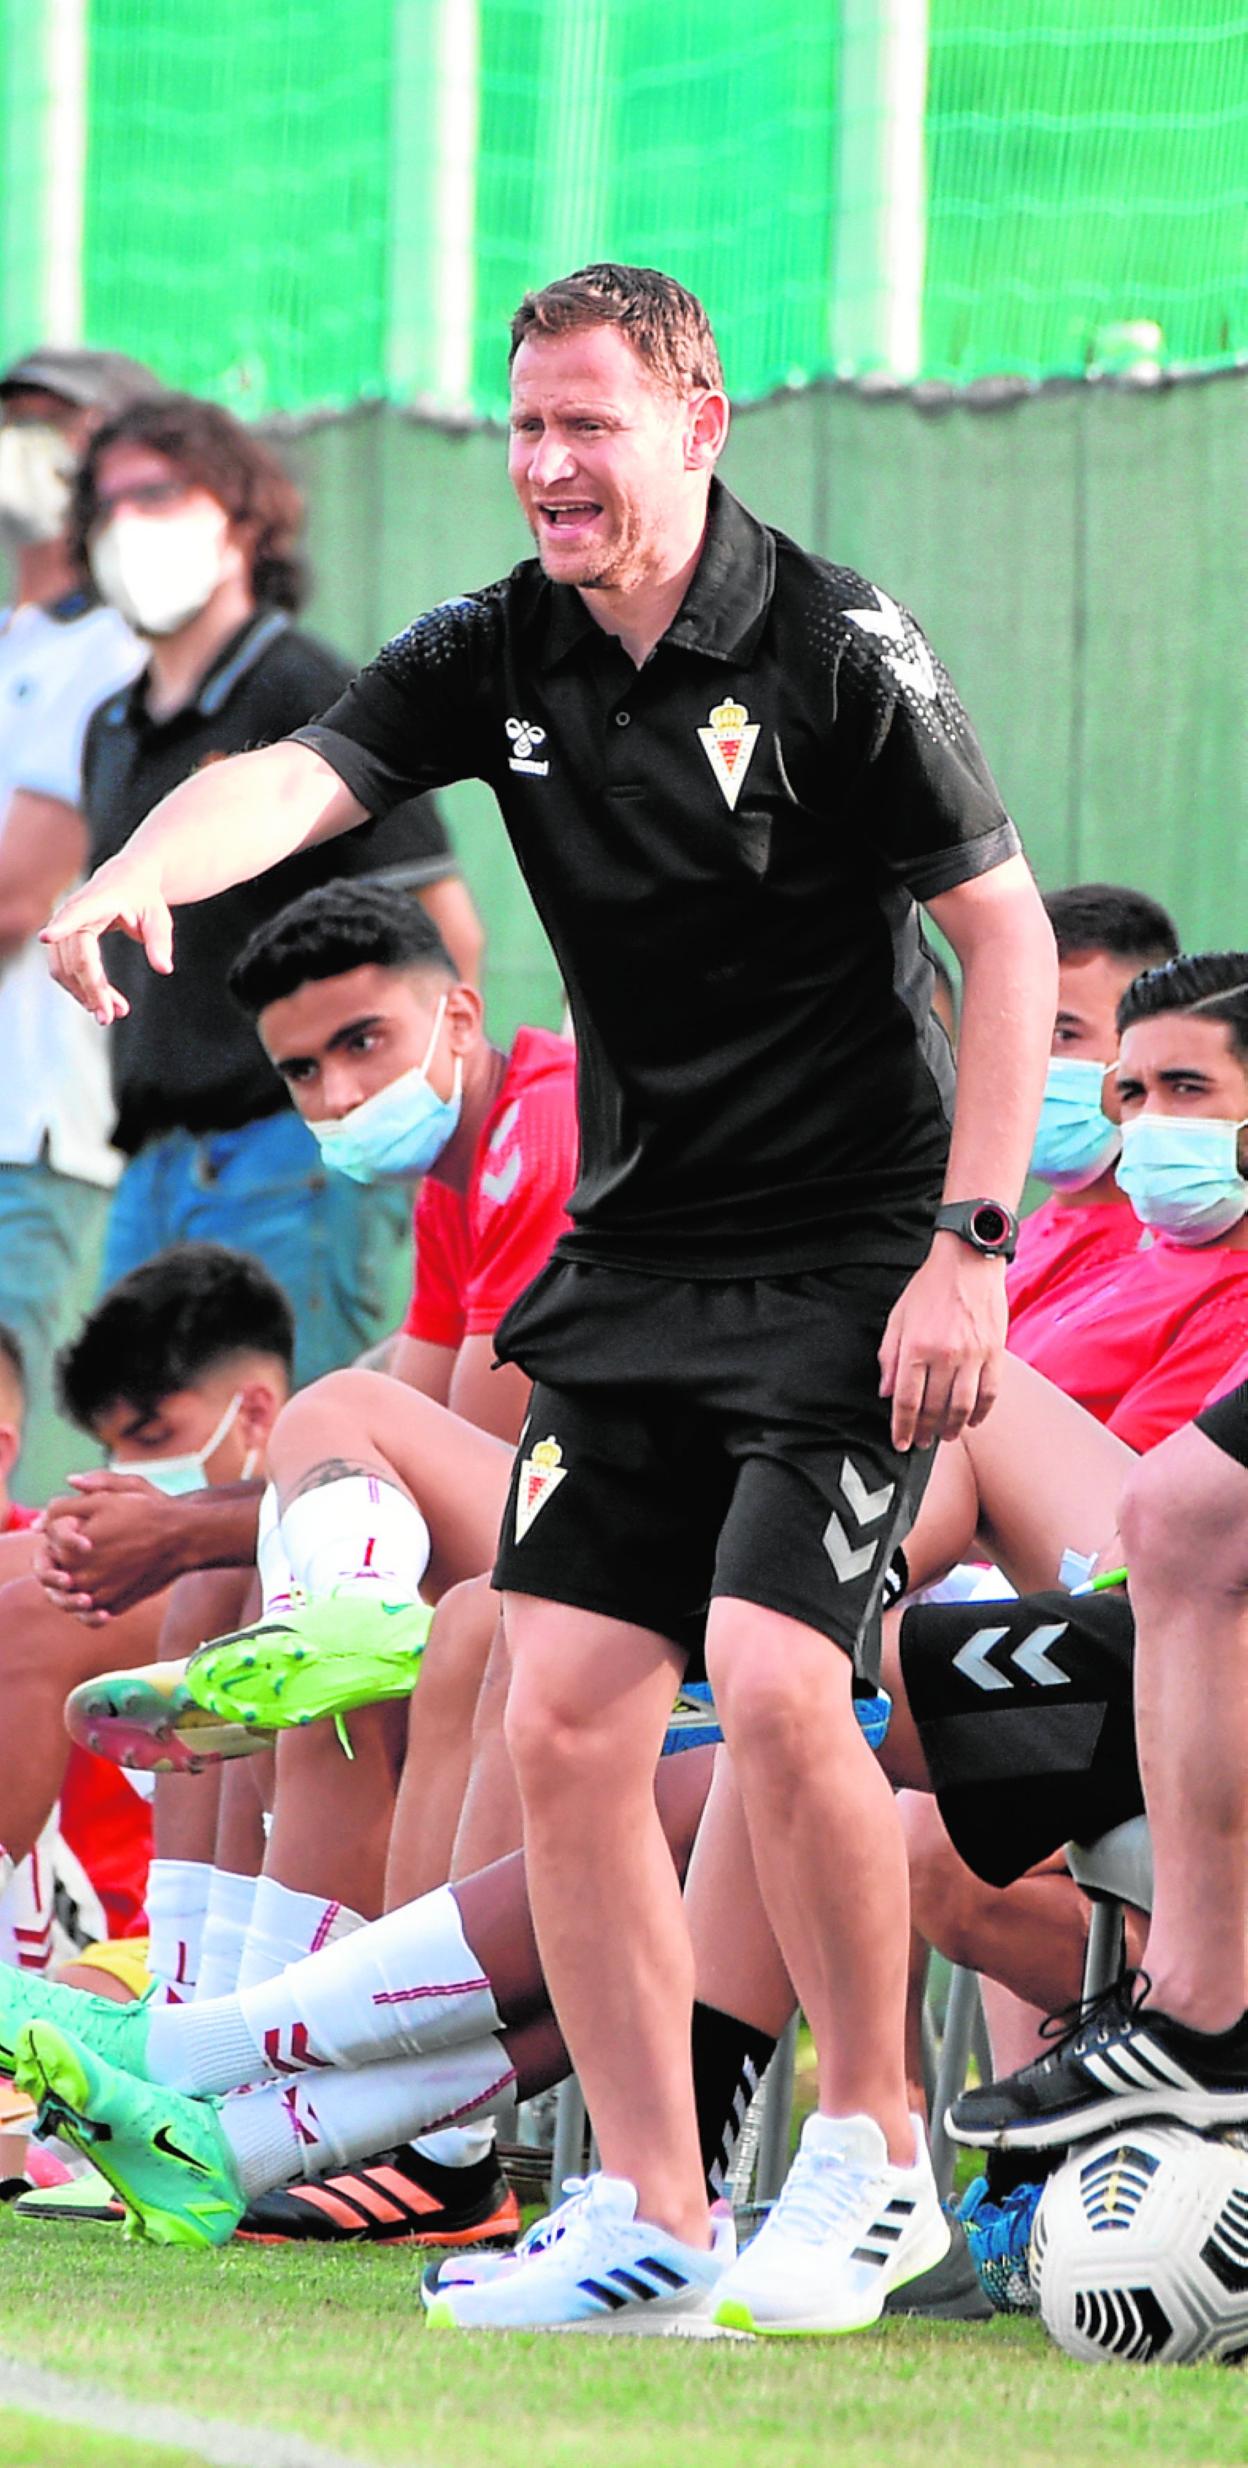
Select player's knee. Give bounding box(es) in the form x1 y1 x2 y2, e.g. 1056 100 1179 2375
707 1637 822 1773
1119 1438 1236 1594
502 1666 603 1794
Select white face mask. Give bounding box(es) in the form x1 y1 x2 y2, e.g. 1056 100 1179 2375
109 1391 252 1497
88 502 231 636
0 422 75 549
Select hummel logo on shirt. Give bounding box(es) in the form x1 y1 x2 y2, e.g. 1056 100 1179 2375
844 590 938 703
506 717 549 775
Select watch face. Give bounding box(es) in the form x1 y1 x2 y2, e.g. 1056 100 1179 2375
971 1203 1010 1248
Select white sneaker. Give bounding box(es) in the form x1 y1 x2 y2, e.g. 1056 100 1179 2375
424 2184 737 2299
421 2172 726 2334
714 2111 950 2335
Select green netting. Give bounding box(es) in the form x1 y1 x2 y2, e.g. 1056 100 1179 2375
470 0 843 416
2 1 1247 414
83 0 393 416
924 0 1248 381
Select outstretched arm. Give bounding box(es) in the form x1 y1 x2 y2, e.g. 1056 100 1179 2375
879 854 1056 1450
41 741 367 1023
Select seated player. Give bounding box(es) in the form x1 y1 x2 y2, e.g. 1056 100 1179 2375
1006 950 1248 1449
944 1364 1248 2159
1007 881 1176 1318
902 947 1248 2064
39 876 576 1616
0 1246 294 1896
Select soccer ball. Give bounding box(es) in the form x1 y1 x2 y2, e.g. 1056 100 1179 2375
1032 2121 1248 2365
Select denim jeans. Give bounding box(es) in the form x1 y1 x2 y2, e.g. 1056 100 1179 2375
102 1112 413 1390
0 1158 113 1501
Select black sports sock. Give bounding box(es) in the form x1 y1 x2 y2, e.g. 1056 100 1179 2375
691 1999 779 2199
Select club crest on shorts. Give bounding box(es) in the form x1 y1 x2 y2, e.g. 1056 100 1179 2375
515 1435 567 1540
697 697 759 812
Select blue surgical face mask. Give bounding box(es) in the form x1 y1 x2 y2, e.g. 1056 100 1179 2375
1115 1115 1248 1246
308 997 463 1184
109 1392 251 1497
1030 1055 1121 1192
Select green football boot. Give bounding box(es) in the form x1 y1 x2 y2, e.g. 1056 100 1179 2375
0 1965 155 2083
185 1593 432 1733
66 1656 274 1775
14 2019 243 2248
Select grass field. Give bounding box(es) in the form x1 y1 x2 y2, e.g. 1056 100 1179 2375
1 2211 1245 2468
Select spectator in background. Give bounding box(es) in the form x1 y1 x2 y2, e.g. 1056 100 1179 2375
70 392 481 1384
0 347 162 1499
1008 882 1178 1320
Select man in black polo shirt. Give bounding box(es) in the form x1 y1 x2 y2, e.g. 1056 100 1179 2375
71 392 475 1382
44 266 1056 2335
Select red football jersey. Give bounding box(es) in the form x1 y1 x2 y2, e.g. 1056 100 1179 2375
405 1027 578 1346
1007 1195 1142 1324
1008 1235 1248 1454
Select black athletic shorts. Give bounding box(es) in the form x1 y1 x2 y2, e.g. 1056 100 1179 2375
899 1587 1140 1887
491 1257 933 1683
1195 1374 1248 1471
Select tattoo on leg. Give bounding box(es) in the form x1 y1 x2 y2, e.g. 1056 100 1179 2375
283 1458 391 1504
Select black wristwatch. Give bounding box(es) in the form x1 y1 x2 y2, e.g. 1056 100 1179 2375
934 1198 1019 1262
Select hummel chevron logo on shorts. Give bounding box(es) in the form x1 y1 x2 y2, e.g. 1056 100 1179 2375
947 1972 1248 2153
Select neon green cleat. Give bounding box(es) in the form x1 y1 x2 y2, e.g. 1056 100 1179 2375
0 1966 155 2083
66 1656 275 1775
185 1593 432 1732
14 2019 243 2249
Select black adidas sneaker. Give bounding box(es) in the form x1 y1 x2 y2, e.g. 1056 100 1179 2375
947 1972 1248 2153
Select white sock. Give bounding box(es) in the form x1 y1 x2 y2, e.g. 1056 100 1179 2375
219 2035 515 2198
279 1478 431 1604
415 2120 497 2169
195 1868 259 2002
0 1812 58 1974
144 1857 212 2002
257 1482 297 1615
144 1882 501 2095
236 1876 364 1992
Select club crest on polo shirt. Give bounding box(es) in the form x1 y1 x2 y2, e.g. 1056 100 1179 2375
697 697 759 812
515 1435 566 1539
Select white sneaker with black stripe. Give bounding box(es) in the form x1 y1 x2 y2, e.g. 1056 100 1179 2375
421 2172 726 2334
714 2111 949 2335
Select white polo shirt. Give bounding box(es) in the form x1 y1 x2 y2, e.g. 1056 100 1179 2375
0 591 144 1185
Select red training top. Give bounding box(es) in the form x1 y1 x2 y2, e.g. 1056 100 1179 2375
405 1027 578 1346
1007 1235 1248 1453
1007 1196 1142 1324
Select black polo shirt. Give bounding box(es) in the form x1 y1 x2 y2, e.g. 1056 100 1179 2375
84 610 455 1154
294 481 1022 1277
